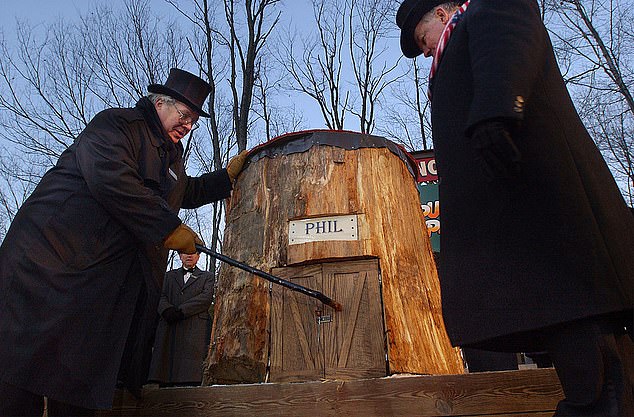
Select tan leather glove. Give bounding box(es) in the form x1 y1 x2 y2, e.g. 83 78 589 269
163 223 203 254
226 150 248 181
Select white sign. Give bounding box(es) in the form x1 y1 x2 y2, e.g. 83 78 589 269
288 215 358 245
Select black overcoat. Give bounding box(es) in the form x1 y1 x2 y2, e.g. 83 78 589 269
148 266 214 384
0 98 232 408
429 0 634 350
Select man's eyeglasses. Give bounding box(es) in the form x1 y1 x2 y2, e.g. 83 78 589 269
170 102 200 130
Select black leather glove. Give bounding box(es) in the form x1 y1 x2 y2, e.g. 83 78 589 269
162 306 185 324
470 120 522 180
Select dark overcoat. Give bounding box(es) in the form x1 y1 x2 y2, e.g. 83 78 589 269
148 266 214 384
429 0 634 350
0 98 232 408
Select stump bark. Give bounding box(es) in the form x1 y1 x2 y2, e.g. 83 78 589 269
203 131 463 385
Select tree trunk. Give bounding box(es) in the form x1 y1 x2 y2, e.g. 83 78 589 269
203 131 463 385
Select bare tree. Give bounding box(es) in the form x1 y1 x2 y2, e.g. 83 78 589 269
380 57 432 151
166 0 283 279
252 56 303 140
546 0 634 202
280 0 350 130
347 0 402 134
0 0 186 233
0 22 86 163
224 0 281 151
79 1 186 109
373 0 433 153
0 151 42 235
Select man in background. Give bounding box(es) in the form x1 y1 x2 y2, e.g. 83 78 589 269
149 250 215 386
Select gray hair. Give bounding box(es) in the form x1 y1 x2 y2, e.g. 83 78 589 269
147 93 176 105
422 2 462 23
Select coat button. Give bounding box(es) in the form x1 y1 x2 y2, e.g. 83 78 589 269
513 96 525 113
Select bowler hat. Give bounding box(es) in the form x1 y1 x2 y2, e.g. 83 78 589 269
148 68 211 117
397 0 458 58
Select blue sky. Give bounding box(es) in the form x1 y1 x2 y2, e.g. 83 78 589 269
2 0 91 35
0 0 407 135
1 0 324 47
0 0 341 130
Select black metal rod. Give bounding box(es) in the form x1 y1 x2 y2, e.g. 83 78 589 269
195 244 342 311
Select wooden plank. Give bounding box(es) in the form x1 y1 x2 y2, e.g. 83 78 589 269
483 414 555 417
269 265 284 381
335 270 366 368
270 266 323 382
98 369 563 417
323 260 385 380
289 290 317 369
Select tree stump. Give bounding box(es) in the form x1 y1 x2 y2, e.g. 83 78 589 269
203 130 463 385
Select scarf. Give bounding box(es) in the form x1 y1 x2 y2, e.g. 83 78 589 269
428 0 470 99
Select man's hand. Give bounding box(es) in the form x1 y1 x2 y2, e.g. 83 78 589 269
163 223 203 254
470 120 522 180
226 150 248 181
161 306 185 324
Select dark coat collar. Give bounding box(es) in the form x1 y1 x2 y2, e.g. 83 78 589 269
135 97 184 163
182 266 200 275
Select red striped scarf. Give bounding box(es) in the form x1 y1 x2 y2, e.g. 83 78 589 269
428 0 470 99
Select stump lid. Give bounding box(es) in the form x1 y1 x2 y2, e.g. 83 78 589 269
246 130 419 178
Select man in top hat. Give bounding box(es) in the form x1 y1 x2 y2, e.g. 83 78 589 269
396 0 633 415
0 68 247 416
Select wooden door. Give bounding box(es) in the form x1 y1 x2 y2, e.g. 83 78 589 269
322 260 385 379
269 264 323 382
270 259 386 383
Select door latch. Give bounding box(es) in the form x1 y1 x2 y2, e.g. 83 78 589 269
316 315 332 324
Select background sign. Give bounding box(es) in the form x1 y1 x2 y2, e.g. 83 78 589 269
416 156 438 182
412 150 440 252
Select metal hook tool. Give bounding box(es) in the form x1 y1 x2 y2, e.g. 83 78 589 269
195 244 342 311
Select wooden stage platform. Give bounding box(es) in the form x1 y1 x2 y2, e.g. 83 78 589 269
97 368 563 417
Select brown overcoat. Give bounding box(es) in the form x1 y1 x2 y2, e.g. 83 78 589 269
0 98 231 408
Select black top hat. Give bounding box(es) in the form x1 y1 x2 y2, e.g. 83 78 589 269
397 0 459 58
148 68 212 117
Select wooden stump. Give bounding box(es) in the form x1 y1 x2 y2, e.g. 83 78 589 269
203 131 463 385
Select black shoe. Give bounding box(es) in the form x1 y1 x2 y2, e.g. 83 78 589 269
554 332 633 417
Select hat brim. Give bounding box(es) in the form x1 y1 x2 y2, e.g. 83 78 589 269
400 26 423 58
148 84 210 118
398 1 437 58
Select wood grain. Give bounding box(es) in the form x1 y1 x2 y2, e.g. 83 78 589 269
205 145 462 385
270 260 386 383
99 369 563 417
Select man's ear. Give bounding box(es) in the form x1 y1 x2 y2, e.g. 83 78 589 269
436 7 449 24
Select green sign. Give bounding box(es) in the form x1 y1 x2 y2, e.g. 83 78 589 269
417 182 440 252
